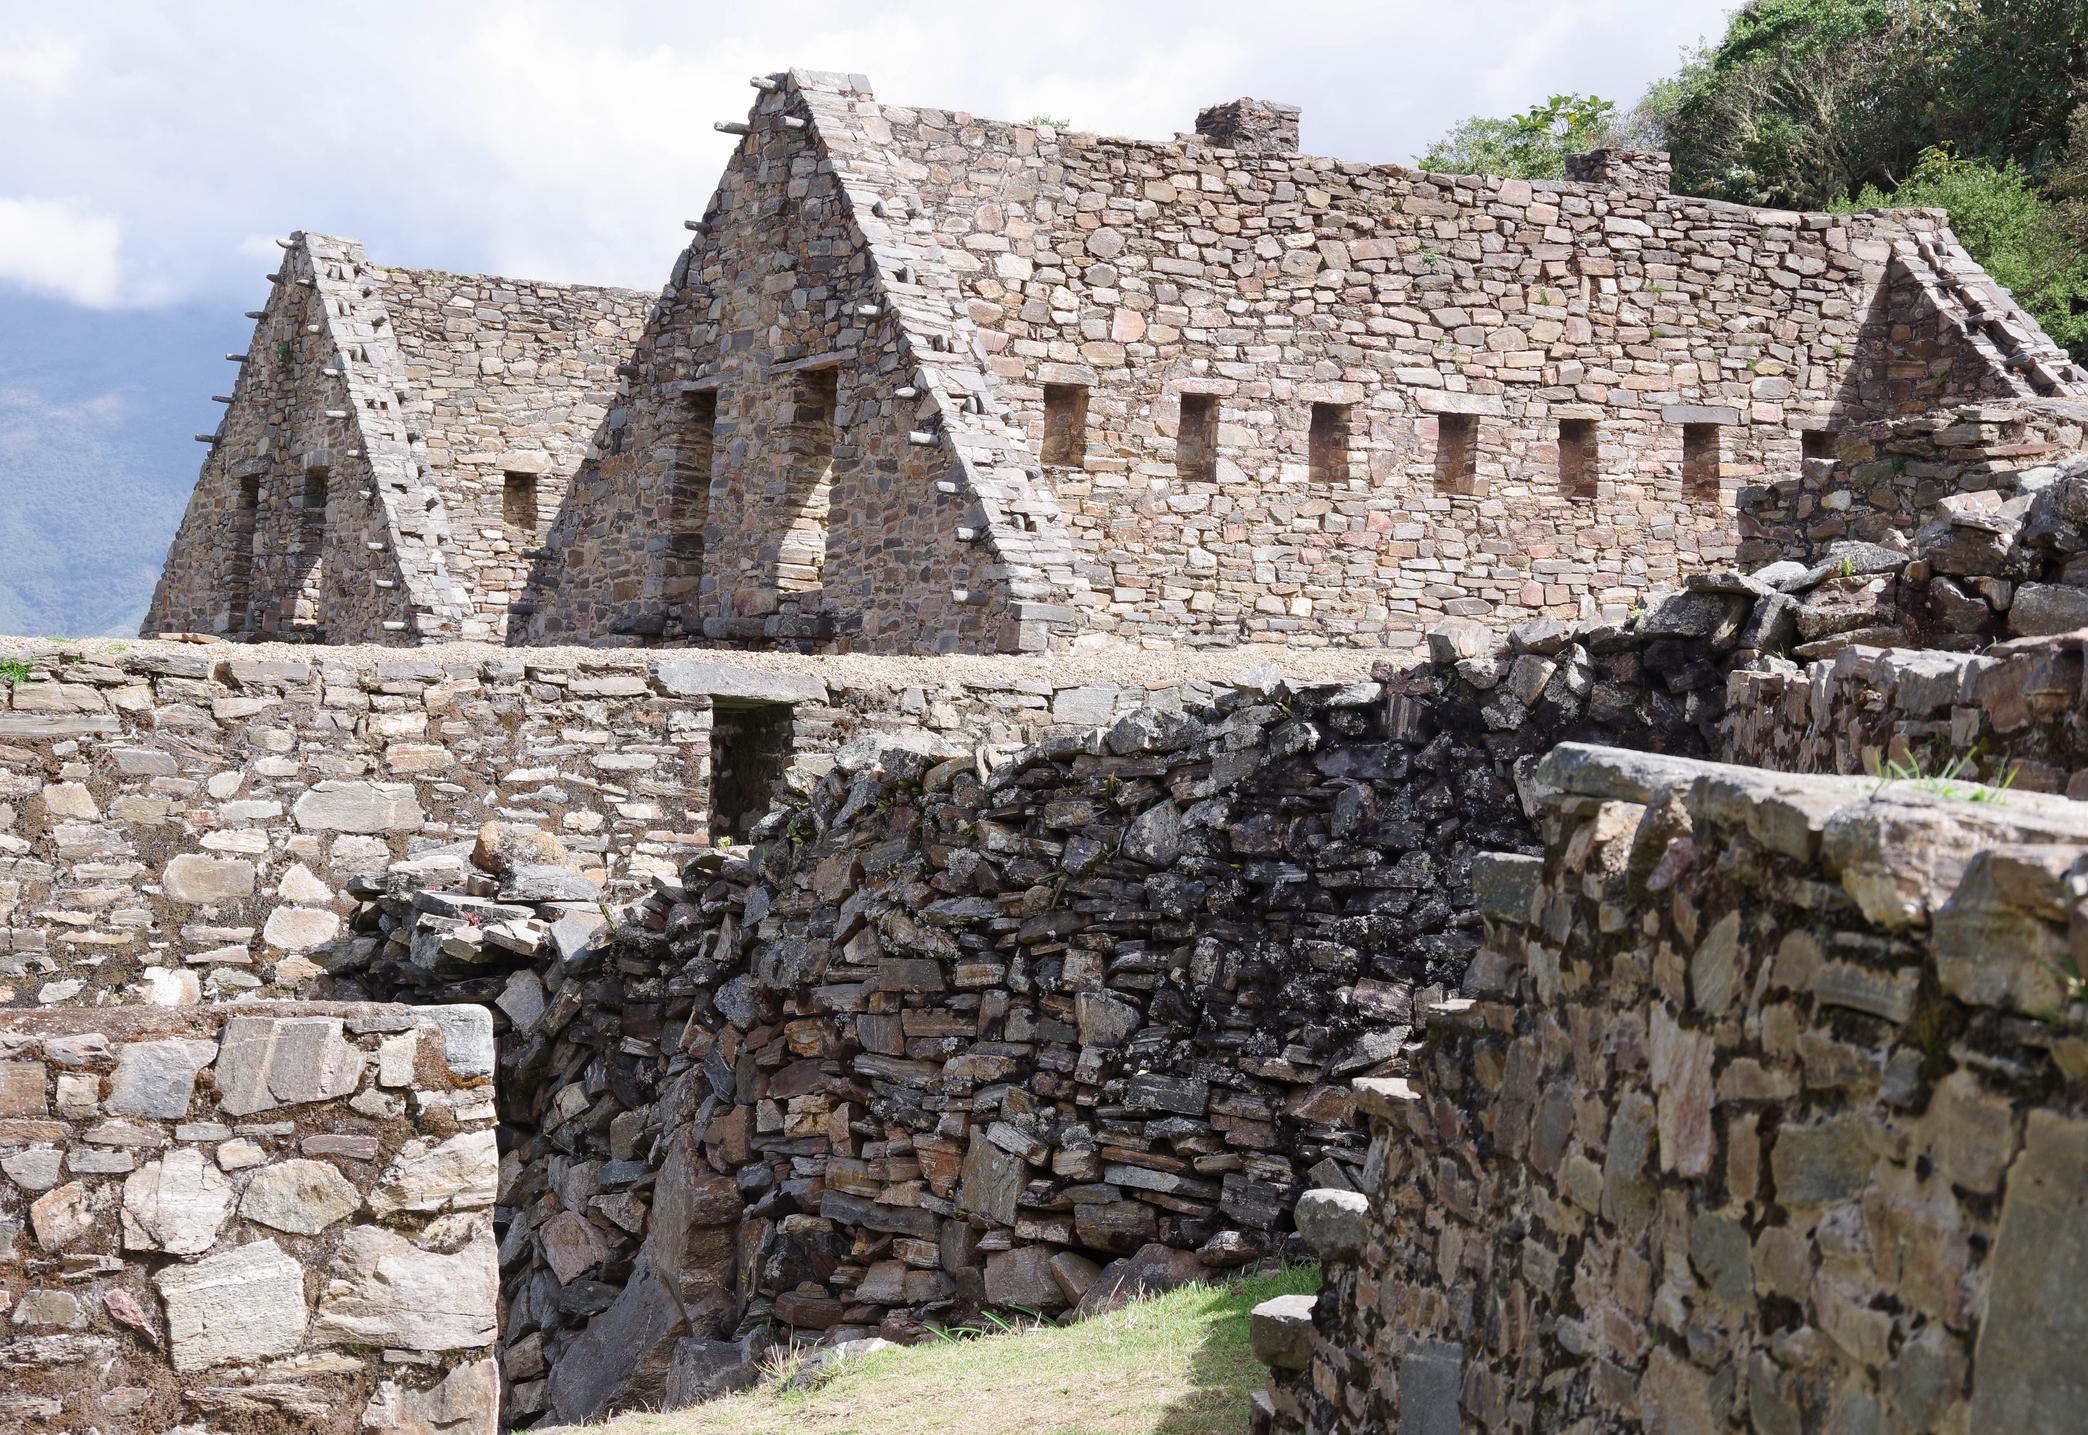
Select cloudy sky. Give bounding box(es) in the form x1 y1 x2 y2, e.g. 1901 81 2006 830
0 0 1739 633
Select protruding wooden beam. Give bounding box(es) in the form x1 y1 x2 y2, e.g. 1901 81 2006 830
715 121 752 135
908 431 937 446
749 75 780 91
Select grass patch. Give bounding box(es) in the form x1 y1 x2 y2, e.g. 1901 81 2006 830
0 659 34 687
544 1265 1318 1435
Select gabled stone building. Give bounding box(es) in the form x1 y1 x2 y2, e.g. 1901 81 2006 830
146 235 650 643
149 70 2088 653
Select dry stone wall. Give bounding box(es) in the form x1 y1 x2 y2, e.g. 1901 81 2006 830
521 69 2084 656
0 644 708 1010
323 621 1730 1424
0 1001 500 1434
1251 744 2088 1434
147 235 648 647
380 268 652 641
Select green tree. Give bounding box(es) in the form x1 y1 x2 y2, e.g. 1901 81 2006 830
1843 144 2088 359
1416 94 1618 181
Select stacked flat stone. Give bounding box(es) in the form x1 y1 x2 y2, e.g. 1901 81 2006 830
0 1002 499 1433
1252 744 2088 1434
324 627 1728 1424
0 647 707 1008
523 69 2084 654
145 235 648 646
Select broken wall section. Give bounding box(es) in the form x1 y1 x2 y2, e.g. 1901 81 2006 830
334 615 1729 1425
1253 745 2088 1434
0 1002 500 1434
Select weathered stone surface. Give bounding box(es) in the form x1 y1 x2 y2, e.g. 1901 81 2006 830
470 820 568 875
262 904 343 951
368 1130 498 1216
361 1357 500 1435
239 1158 362 1234
29 1181 94 1250
313 1223 498 1352
293 781 425 833
155 1237 308 1371
105 1038 216 1119
545 1266 683 1423
1968 1111 2088 1430
162 854 257 904
214 1014 365 1115
1251 1294 1316 1371
122 1148 235 1254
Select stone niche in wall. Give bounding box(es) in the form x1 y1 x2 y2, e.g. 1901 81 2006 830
0 1002 500 1434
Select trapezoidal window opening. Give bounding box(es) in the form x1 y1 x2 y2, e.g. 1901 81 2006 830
708 701 796 843
503 471 539 532
1683 423 1722 499
1434 413 1479 494
1558 419 1599 500
1309 403 1353 482
775 368 836 595
1041 383 1088 468
1177 393 1218 483
669 389 718 606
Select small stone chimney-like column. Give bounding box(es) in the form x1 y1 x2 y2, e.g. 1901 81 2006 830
1564 148 1672 193
1194 98 1301 155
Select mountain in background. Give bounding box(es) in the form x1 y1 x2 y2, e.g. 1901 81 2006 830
0 295 245 637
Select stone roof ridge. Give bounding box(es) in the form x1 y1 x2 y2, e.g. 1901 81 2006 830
778 71 1093 649
372 263 654 304
1888 225 2088 399
291 233 475 639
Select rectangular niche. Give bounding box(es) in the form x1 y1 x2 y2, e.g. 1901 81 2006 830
1041 383 1088 468
1177 394 1218 483
709 701 796 842
1309 403 1353 482
1434 413 1479 494
1559 419 1599 500
1683 423 1721 499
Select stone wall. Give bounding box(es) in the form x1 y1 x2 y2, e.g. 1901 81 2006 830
524 74 1090 654
0 644 710 1009
1725 631 2088 795
519 69 2084 655
0 1001 500 1434
324 620 1725 1424
1252 744 2088 1434
379 268 653 641
1739 397 2088 568
146 234 649 646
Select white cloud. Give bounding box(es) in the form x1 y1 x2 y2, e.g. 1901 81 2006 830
0 1 1741 306
0 38 82 100
0 197 123 307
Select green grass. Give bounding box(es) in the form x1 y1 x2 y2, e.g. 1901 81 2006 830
0 659 34 686
545 1265 1318 1435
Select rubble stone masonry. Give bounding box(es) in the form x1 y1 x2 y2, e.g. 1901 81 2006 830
0 1001 500 1434
521 71 2086 653
1252 744 2088 1433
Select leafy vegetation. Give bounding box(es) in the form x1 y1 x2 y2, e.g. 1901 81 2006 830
0 659 34 687
546 1265 1319 1435
1416 0 2088 359
1838 145 2088 357
1415 94 1617 181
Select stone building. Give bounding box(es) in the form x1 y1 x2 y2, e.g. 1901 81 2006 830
146 234 650 644
149 70 2086 655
